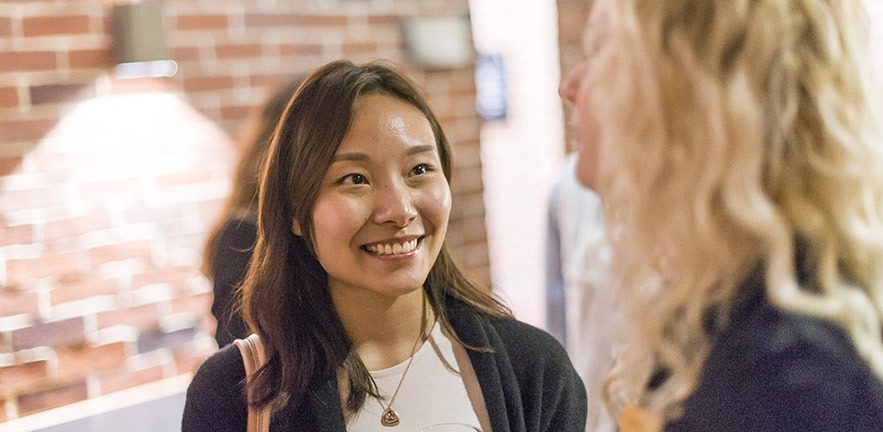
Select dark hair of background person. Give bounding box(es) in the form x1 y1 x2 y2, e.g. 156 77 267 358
201 76 305 347
241 60 511 414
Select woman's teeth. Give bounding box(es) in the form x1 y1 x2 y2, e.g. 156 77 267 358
366 239 419 255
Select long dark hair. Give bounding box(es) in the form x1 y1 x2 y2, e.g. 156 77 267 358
201 76 305 277
242 60 510 414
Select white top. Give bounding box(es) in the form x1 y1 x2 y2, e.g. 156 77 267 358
553 154 619 432
346 322 491 432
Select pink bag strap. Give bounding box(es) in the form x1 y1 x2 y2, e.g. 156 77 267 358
234 334 271 432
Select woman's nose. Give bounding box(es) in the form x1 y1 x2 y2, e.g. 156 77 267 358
559 61 585 104
372 182 418 227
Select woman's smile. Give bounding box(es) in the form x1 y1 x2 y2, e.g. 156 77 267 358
363 236 423 257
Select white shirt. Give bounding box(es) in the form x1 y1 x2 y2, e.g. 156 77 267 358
346 323 491 432
552 155 620 432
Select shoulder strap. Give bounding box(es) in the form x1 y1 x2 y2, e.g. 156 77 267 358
234 334 272 432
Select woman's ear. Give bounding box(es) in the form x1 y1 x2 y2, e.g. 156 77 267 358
291 219 303 236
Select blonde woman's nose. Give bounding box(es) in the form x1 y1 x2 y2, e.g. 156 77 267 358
559 61 586 104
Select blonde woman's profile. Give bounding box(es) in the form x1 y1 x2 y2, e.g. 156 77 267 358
560 0 883 430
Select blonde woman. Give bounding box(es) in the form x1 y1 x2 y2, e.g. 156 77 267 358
560 0 883 430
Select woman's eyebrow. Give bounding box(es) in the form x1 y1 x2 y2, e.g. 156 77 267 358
332 145 436 162
406 145 436 156
332 152 369 162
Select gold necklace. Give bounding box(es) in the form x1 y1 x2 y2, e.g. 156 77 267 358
378 298 430 427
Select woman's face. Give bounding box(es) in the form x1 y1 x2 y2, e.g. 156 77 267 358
558 0 610 191
559 59 601 190
304 93 451 301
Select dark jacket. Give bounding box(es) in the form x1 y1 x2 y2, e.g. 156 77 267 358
183 298 587 431
668 275 883 431
209 216 256 348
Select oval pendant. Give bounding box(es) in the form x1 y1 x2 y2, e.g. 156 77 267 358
381 407 400 427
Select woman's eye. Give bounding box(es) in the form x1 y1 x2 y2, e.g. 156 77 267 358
411 164 430 176
344 174 367 185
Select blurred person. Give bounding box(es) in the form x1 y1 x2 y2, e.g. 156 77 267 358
202 76 305 348
560 0 883 430
184 60 587 431
544 153 618 432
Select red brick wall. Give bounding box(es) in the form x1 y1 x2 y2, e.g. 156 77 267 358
0 0 487 421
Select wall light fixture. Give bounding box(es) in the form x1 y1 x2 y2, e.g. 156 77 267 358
111 2 177 79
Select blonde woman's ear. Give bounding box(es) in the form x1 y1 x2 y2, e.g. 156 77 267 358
291 219 303 236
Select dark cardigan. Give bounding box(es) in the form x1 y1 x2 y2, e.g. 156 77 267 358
182 298 587 431
667 275 883 431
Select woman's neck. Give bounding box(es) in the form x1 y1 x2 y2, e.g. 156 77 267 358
332 287 434 370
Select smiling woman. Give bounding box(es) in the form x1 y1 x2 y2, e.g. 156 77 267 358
181 60 587 432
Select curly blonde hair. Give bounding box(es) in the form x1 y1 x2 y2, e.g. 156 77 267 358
587 0 883 424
